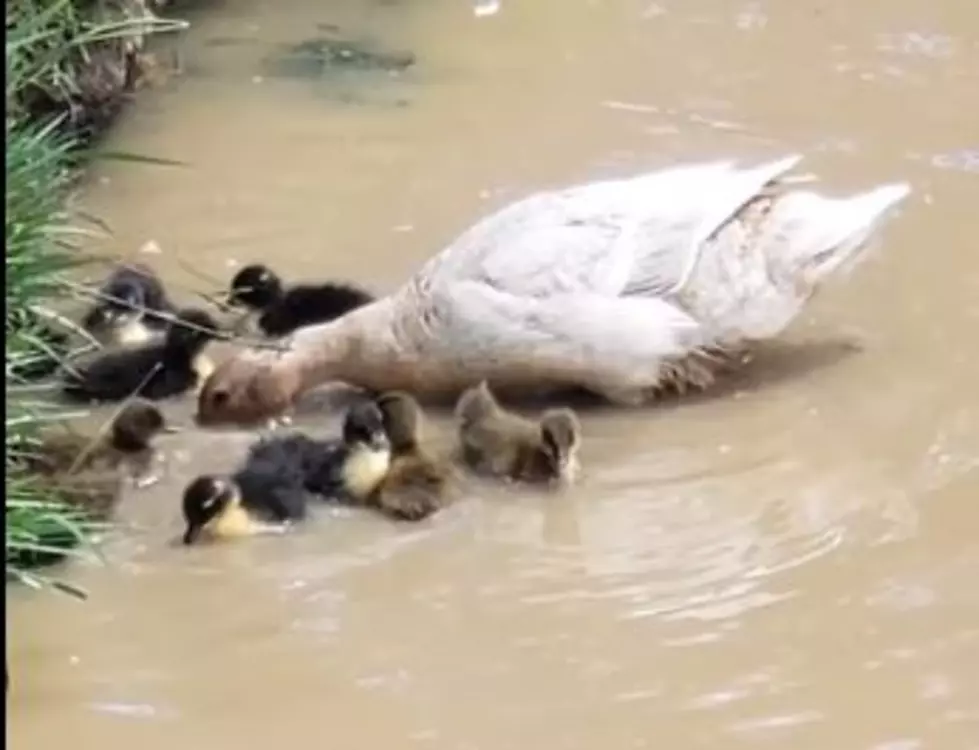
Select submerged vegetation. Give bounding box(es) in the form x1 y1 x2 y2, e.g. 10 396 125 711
5 0 186 595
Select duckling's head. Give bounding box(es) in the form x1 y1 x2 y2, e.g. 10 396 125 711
343 400 390 453
228 264 283 311
84 275 147 331
164 308 221 356
539 408 582 485
454 380 499 428
375 391 422 455
181 475 239 545
110 401 175 452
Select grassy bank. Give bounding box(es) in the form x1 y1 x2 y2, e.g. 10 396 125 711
5 0 186 593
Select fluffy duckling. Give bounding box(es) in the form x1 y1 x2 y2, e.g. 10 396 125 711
247 400 392 506
27 401 176 492
63 307 220 403
455 381 582 486
371 391 454 521
181 445 309 545
18 401 176 523
228 263 375 338
82 263 176 347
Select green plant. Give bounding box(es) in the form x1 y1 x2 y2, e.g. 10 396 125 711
5 0 186 598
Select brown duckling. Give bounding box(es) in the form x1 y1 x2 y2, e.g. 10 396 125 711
24 401 177 518
454 381 582 486
371 391 455 521
228 263 375 338
64 307 220 403
81 263 177 347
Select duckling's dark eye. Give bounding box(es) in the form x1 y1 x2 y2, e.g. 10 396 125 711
211 391 230 408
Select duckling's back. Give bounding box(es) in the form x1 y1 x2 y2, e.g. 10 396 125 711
375 451 452 521
457 404 541 478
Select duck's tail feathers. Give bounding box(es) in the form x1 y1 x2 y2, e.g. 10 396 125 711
454 380 499 426
769 181 912 286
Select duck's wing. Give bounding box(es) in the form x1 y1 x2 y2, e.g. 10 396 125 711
421 280 705 370
420 156 807 299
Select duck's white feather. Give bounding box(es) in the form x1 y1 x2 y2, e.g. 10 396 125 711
425 281 704 378
420 155 910 352
423 155 806 299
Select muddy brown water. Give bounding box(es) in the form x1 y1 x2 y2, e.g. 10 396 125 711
7 0 979 747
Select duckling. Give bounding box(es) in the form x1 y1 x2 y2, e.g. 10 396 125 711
247 400 392 506
26 401 176 498
63 307 220 403
181 463 308 546
370 391 454 521
81 263 176 347
6 403 177 549
455 381 582 486
228 263 375 338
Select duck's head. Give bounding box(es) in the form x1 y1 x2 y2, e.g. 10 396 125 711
343 400 390 454
537 408 582 485
375 391 422 454
181 475 239 545
84 275 147 332
228 264 284 311
196 350 304 427
164 308 221 357
110 401 178 453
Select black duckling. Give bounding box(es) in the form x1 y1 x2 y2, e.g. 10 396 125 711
181 438 312 545
228 263 375 338
63 307 220 403
6 306 71 382
247 400 392 506
454 381 582 486
25 400 177 499
371 391 454 521
81 263 176 347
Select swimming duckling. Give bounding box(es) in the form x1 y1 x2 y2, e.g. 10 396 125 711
371 391 454 521
247 400 392 506
27 400 176 492
228 263 375 338
181 455 309 545
81 263 176 347
63 307 220 403
19 401 177 522
455 381 582 486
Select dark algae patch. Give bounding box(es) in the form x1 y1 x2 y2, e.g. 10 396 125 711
261 32 416 80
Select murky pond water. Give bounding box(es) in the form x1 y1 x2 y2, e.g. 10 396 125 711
7 0 979 747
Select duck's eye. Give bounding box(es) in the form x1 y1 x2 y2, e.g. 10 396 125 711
211 391 230 408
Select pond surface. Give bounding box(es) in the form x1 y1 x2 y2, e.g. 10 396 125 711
7 0 979 747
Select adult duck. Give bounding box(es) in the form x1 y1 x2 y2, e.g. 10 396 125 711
196 154 911 425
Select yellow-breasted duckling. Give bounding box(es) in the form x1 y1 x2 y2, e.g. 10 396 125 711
82 263 176 347
63 307 220 403
181 457 308 546
23 401 177 518
228 263 375 338
248 400 392 506
371 391 454 521
455 381 582 486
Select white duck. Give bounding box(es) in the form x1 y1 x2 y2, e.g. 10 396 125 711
197 154 910 425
